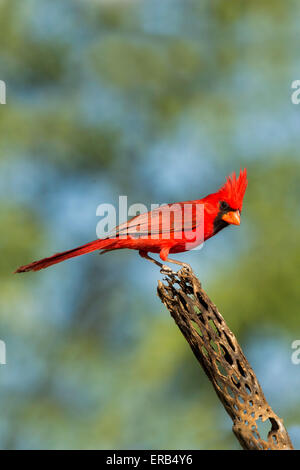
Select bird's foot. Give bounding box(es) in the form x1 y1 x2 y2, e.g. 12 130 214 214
179 263 193 274
160 265 175 276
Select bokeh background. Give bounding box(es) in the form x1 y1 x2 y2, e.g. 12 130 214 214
0 0 300 450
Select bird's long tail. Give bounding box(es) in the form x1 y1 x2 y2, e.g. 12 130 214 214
14 238 120 273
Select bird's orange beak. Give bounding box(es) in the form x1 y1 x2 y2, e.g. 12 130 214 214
222 210 240 226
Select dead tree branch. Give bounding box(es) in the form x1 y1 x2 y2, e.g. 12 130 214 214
157 267 293 450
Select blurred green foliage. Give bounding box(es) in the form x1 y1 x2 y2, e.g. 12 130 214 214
0 0 299 449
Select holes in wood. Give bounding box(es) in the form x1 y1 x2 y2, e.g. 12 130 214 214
196 292 208 311
216 360 228 377
227 386 235 399
255 417 272 443
208 319 220 336
224 331 236 351
269 417 280 433
216 380 224 391
220 344 233 365
192 322 203 337
231 374 241 388
210 339 219 353
237 359 246 378
178 292 188 311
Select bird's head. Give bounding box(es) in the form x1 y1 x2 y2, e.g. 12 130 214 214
212 168 248 233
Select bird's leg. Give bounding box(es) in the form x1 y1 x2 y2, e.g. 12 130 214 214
139 250 163 268
159 248 190 273
139 251 174 274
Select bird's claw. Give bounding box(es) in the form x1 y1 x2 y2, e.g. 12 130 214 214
160 265 175 276
180 263 192 273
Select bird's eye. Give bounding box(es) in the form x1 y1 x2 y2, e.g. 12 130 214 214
220 201 230 211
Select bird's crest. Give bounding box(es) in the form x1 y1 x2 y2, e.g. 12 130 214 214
218 168 248 211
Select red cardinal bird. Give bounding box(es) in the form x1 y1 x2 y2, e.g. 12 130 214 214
15 169 247 273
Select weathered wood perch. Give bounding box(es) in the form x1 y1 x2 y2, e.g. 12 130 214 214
157 267 293 450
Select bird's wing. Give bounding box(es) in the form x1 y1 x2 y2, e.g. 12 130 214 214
109 201 204 238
